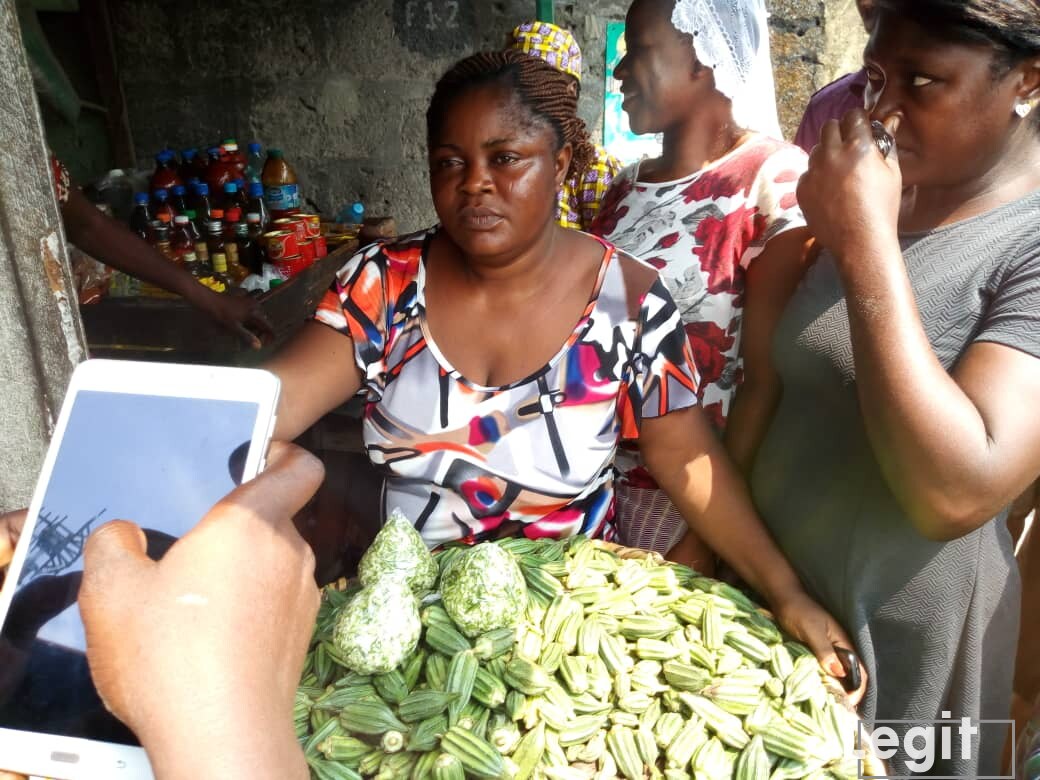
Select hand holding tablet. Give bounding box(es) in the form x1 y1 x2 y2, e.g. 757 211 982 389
78 442 322 780
0 359 289 778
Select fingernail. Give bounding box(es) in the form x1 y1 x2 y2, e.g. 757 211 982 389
828 660 845 676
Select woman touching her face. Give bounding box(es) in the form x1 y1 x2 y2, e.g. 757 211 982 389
737 0 1040 775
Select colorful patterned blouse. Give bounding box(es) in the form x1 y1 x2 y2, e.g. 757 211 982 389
558 145 623 232
591 134 808 435
314 229 700 548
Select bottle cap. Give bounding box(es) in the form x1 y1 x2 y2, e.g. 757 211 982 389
224 182 238 193
174 215 189 224
249 182 264 197
185 209 197 219
248 142 262 154
182 148 197 160
134 192 149 205
158 213 172 224
153 188 168 200
268 148 283 158
172 184 186 196
208 146 221 158
226 207 242 222
235 178 245 188
246 212 261 223
224 141 239 152
210 209 225 219
155 150 172 164
197 182 210 195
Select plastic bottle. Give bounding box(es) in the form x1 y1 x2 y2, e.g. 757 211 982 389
150 150 183 192
247 181 271 231
261 148 301 218
234 178 250 210
206 211 231 287
245 141 264 184
129 192 153 240
225 211 251 285
170 184 190 215
335 201 365 225
205 146 235 193
223 207 243 270
245 212 266 272
223 139 248 178
179 148 199 182
152 188 176 223
152 218 173 259
222 181 242 212
189 148 209 181
171 215 199 273
189 182 213 232
183 209 210 271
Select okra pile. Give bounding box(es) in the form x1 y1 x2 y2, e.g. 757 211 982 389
298 535 878 780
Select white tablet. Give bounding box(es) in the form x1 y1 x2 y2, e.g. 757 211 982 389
0 359 281 779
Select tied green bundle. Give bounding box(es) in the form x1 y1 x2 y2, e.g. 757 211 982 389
334 579 421 675
358 508 438 594
440 543 527 639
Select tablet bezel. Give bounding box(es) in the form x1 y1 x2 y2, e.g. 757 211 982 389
0 358 280 779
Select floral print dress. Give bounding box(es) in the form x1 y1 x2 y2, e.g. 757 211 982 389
590 134 808 552
314 229 700 549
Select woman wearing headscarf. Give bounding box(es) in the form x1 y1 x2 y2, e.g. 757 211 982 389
591 0 813 567
507 22 623 231
734 0 1040 774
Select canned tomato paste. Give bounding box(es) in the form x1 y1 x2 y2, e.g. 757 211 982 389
263 230 298 261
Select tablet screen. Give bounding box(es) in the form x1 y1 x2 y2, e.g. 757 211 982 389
0 389 261 746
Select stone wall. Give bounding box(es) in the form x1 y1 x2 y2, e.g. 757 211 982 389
109 0 866 233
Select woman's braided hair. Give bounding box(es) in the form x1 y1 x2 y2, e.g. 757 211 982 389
426 49 597 183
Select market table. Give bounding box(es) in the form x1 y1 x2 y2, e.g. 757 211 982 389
79 239 358 365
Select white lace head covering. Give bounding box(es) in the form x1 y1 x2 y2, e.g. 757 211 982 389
671 0 783 139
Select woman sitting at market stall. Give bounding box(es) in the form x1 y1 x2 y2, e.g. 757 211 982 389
264 49 862 685
730 0 1040 775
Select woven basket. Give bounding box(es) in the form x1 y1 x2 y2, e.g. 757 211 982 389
324 536 885 775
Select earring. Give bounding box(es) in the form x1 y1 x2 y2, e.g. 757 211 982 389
1015 101 1033 118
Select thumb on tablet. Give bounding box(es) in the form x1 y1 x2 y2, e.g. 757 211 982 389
82 520 150 582
202 441 324 535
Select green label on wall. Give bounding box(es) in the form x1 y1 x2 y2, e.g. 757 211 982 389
604 21 662 164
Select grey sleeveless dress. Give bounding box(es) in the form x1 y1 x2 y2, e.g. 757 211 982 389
752 190 1040 776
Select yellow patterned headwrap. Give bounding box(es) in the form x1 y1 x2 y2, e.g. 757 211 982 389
509 22 583 83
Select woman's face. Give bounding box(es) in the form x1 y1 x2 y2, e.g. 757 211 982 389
615 0 704 135
429 84 570 262
864 12 1037 189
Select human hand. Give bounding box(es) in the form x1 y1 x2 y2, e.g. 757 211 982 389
0 510 26 585
796 110 902 261
197 288 275 350
78 442 323 780
773 591 868 706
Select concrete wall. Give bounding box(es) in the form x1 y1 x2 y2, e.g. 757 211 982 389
0 2 86 510
109 0 866 234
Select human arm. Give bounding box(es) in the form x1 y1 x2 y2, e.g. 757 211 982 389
797 110 1040 541
639 405 866 701
263 322 363 441
61 186 273 348
77 442 323 780
724 228 816 474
